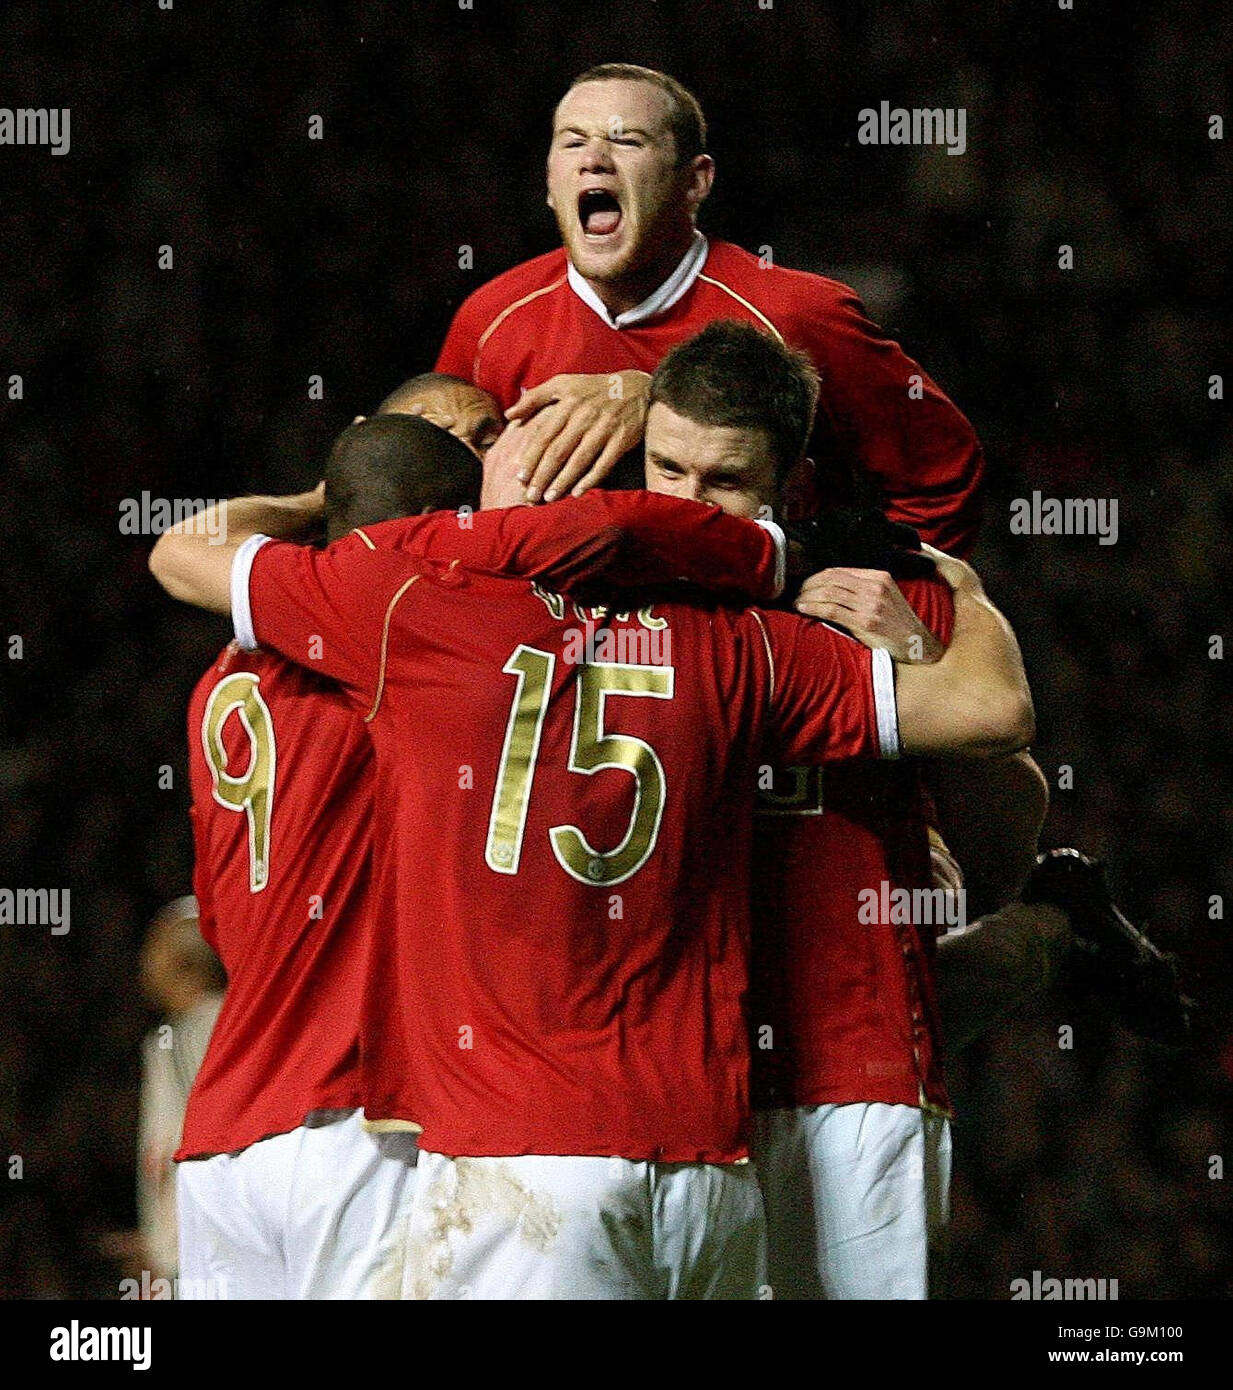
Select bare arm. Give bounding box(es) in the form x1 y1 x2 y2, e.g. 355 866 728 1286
853 548 1033 758
926 751 1049 917
147 487 324 613
936 901 1072 1052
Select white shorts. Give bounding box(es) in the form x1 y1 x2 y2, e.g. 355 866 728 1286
177 1109 419 1299
752 1102 951 1300
402 1152 766 1300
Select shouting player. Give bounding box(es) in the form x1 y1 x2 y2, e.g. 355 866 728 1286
435 63 983 556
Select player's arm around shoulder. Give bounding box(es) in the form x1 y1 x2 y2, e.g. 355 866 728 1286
880 548 1035 759
148 486 325 613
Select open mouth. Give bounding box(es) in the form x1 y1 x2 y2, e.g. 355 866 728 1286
578 188 623 239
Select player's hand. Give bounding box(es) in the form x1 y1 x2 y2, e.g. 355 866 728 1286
495 371 652 502
480 428 533 510
794 567 944 663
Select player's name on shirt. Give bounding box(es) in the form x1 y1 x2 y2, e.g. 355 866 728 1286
532 585 672 667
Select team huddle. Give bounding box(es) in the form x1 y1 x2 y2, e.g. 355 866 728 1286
149 65 1190 1300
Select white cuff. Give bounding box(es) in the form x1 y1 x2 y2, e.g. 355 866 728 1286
754 518 788 598
231 534 273 651
872 648 900 759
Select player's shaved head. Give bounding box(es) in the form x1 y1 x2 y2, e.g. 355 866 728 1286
376 372 473 415
648 320 819 484
566 64 706 166
323 414 480 543
375 374 503 462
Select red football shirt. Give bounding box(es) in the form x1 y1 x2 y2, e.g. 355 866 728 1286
180 495 782 1159
235 534 898 1162
179 644 370 1159
436 237 983 555
751 577 956 1114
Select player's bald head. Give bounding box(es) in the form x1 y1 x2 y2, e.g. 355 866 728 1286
375 374 503 462
323 414 480 543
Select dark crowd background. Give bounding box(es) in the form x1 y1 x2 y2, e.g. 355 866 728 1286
0 0 1229 1299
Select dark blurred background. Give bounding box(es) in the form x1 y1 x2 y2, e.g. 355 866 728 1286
0 0 1229 1298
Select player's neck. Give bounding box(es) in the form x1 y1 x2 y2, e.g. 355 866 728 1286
585 228 700 318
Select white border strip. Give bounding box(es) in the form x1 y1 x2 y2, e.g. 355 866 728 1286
231 533 272 651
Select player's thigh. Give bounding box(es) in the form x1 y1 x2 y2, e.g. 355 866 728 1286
801 1102 951 1300
654 1161 767 1301
402 1152 658 1300
176 1146 287 1300
751 1107 825 1301
284 1109 419 1300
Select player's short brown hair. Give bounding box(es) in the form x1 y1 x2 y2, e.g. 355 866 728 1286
648 321 819 485
323 415 480 542
566 64 707 166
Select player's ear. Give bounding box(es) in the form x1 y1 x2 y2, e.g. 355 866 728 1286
781 455 817 524
684 154 715 216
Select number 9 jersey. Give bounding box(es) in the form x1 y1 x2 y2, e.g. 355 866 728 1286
177 643 372 1160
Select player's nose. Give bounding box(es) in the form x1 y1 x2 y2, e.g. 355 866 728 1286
579 136 615 171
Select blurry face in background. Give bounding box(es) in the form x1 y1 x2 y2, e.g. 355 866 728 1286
547 79 711 302
141 908 209 1016
643 402 781 520
380 381 503 462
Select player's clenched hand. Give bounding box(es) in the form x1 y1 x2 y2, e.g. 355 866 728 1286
794 568 944 663
497 371 651 502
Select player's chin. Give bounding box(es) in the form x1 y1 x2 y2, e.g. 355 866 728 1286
566 227 634 279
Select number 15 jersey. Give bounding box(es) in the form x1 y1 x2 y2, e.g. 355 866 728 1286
235 534 899 1164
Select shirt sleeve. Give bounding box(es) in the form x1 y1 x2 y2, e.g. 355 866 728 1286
360 493 785 600
804 281 984 557
754 606 900 765
233 533 428 705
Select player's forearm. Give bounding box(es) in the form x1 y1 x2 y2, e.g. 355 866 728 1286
581 493 783 599
410 493 783 599
895 586 1034 757
148 489 322 613
936 901 1071 1052
926 751 1049 915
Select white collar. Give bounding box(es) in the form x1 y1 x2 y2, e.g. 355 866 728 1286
567 231 709 329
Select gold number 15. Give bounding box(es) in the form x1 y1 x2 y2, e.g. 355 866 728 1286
485 645 673 886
